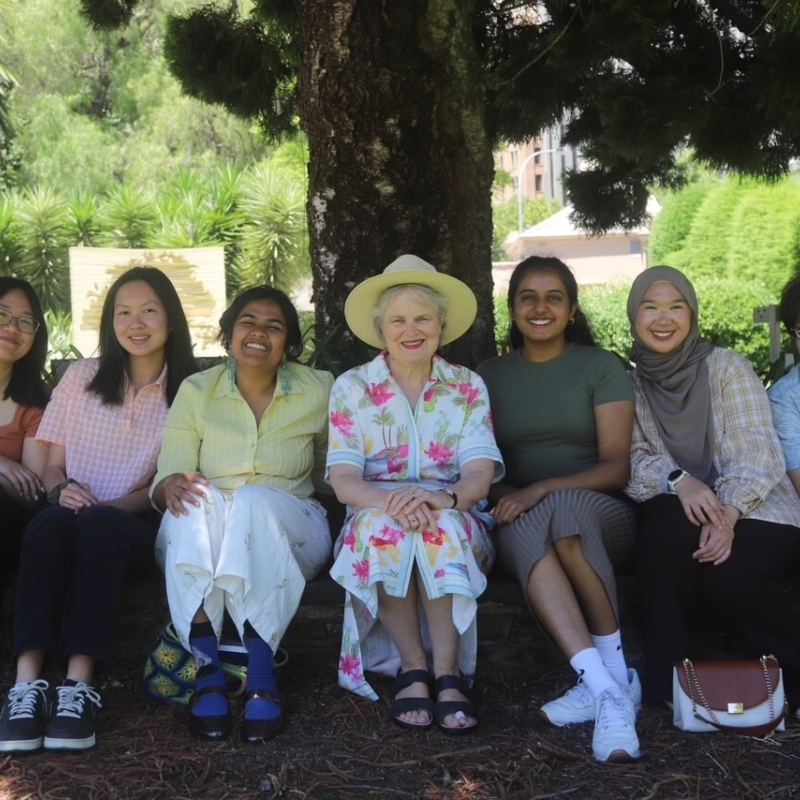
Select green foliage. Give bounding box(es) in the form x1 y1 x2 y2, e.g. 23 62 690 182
67 191 102 247
15 186 70 310
97 184 156 248
163 4 298 138
44 308 74 363
78 0 137 30
0 192 23 275
235 163 307 294
648 181 714 264
5 0 268 196
492 276 777 378
649 176 800 294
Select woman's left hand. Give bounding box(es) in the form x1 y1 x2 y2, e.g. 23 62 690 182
693 504 740 565
385 486 447 532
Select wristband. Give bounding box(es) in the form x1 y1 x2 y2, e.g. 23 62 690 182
47 478 77 505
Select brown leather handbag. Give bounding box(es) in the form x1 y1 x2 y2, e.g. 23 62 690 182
672 655 787 737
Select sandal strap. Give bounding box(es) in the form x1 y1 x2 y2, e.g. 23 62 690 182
390 696 434 717
392 668 432 696
191 683 228 703
433 673 470 697
245 688 281 705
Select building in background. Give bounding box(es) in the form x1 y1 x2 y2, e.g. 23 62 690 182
494 124 580 207
493 196 660 294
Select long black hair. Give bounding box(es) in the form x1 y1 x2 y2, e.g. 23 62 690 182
87 267 198 406
506 256 596 350
218 286 304 361
779 274 800 336
0 277 49 409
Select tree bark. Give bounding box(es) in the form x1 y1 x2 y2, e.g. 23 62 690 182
298 0 496 369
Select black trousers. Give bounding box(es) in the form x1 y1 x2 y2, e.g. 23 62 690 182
638 494 800 709
13 504 159 665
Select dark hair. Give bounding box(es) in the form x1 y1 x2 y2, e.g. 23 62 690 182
506 256 596 349
0 277 49 409
87 267 198 406
218 286 304 361
779 274 800 335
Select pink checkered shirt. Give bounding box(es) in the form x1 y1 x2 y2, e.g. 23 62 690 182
36 358 169 502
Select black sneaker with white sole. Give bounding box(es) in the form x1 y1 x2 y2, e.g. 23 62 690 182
43 680 102 751
0 679 51 753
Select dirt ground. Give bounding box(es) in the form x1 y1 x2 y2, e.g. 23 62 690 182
2 595 800 800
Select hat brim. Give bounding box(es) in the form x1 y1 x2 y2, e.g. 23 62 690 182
344 270 478 349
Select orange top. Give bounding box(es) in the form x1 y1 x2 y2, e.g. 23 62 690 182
0 401 45 463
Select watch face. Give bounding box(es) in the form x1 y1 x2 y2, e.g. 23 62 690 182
668 469 684 482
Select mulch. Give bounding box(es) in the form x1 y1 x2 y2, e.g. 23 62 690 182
2 600 800 799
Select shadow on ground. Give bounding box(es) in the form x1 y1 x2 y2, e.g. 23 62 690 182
2 586 799 799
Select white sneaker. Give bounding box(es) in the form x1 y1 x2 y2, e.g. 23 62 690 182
539 668 642 727
592 686 640 763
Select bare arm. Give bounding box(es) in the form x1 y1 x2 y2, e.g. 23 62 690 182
0 437 47 507
492 400 634 524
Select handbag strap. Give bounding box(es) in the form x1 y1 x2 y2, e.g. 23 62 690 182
683 655 785 738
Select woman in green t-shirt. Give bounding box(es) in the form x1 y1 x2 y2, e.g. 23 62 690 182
477 256 640 764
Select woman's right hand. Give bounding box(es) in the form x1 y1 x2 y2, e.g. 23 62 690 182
673 475 725 529
491 483 547 525
58 480 98 513
0 454 44 503
160 471 210 517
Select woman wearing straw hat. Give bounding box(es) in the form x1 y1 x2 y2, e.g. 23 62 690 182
327 254 504 734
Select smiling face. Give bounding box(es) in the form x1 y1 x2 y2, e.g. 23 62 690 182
510 269 577 354
112 280 170 363
634 281 693 355
379 288 444 370
0 289 37 366
229 299 288 374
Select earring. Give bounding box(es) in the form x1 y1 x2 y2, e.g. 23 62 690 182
568 317 575 325
227 354 237 392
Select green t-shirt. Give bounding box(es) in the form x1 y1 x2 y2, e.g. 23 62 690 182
476 344 633 487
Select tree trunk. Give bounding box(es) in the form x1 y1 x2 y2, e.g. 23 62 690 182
298 0 496 369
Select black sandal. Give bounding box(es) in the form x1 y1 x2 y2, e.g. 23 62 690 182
389 669 433 730
187 684 232 741
433 673 477 735
241 688 284 743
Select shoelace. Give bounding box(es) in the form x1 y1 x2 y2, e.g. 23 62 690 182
54 684 102 719
6 680 49 720
8 680 49 721
596 690 630 730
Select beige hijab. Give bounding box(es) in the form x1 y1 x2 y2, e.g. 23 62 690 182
627 266 717 486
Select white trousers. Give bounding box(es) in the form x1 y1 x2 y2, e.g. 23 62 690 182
155 484 332 651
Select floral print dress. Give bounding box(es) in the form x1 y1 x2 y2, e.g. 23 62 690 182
327 353 504 700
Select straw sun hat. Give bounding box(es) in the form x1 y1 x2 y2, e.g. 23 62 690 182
344 254 478 349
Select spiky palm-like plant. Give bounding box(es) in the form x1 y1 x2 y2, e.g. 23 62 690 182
0 191 23 276
16 186 70 311
236 163 307 295
67 191 101 247
97 183 156 248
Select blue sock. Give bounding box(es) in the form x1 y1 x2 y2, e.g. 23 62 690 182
190 621 228 717
244 621 280 721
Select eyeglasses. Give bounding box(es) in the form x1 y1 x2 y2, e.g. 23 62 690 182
0 309 40 335
791 326 800 341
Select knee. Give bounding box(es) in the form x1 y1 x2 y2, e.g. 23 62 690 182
74 506 130 552
553 535 583 563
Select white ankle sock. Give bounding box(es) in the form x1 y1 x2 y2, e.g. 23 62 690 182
591 630 629 685
569 647 617 699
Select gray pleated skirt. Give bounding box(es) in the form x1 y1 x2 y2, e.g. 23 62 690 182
496 489 639 619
